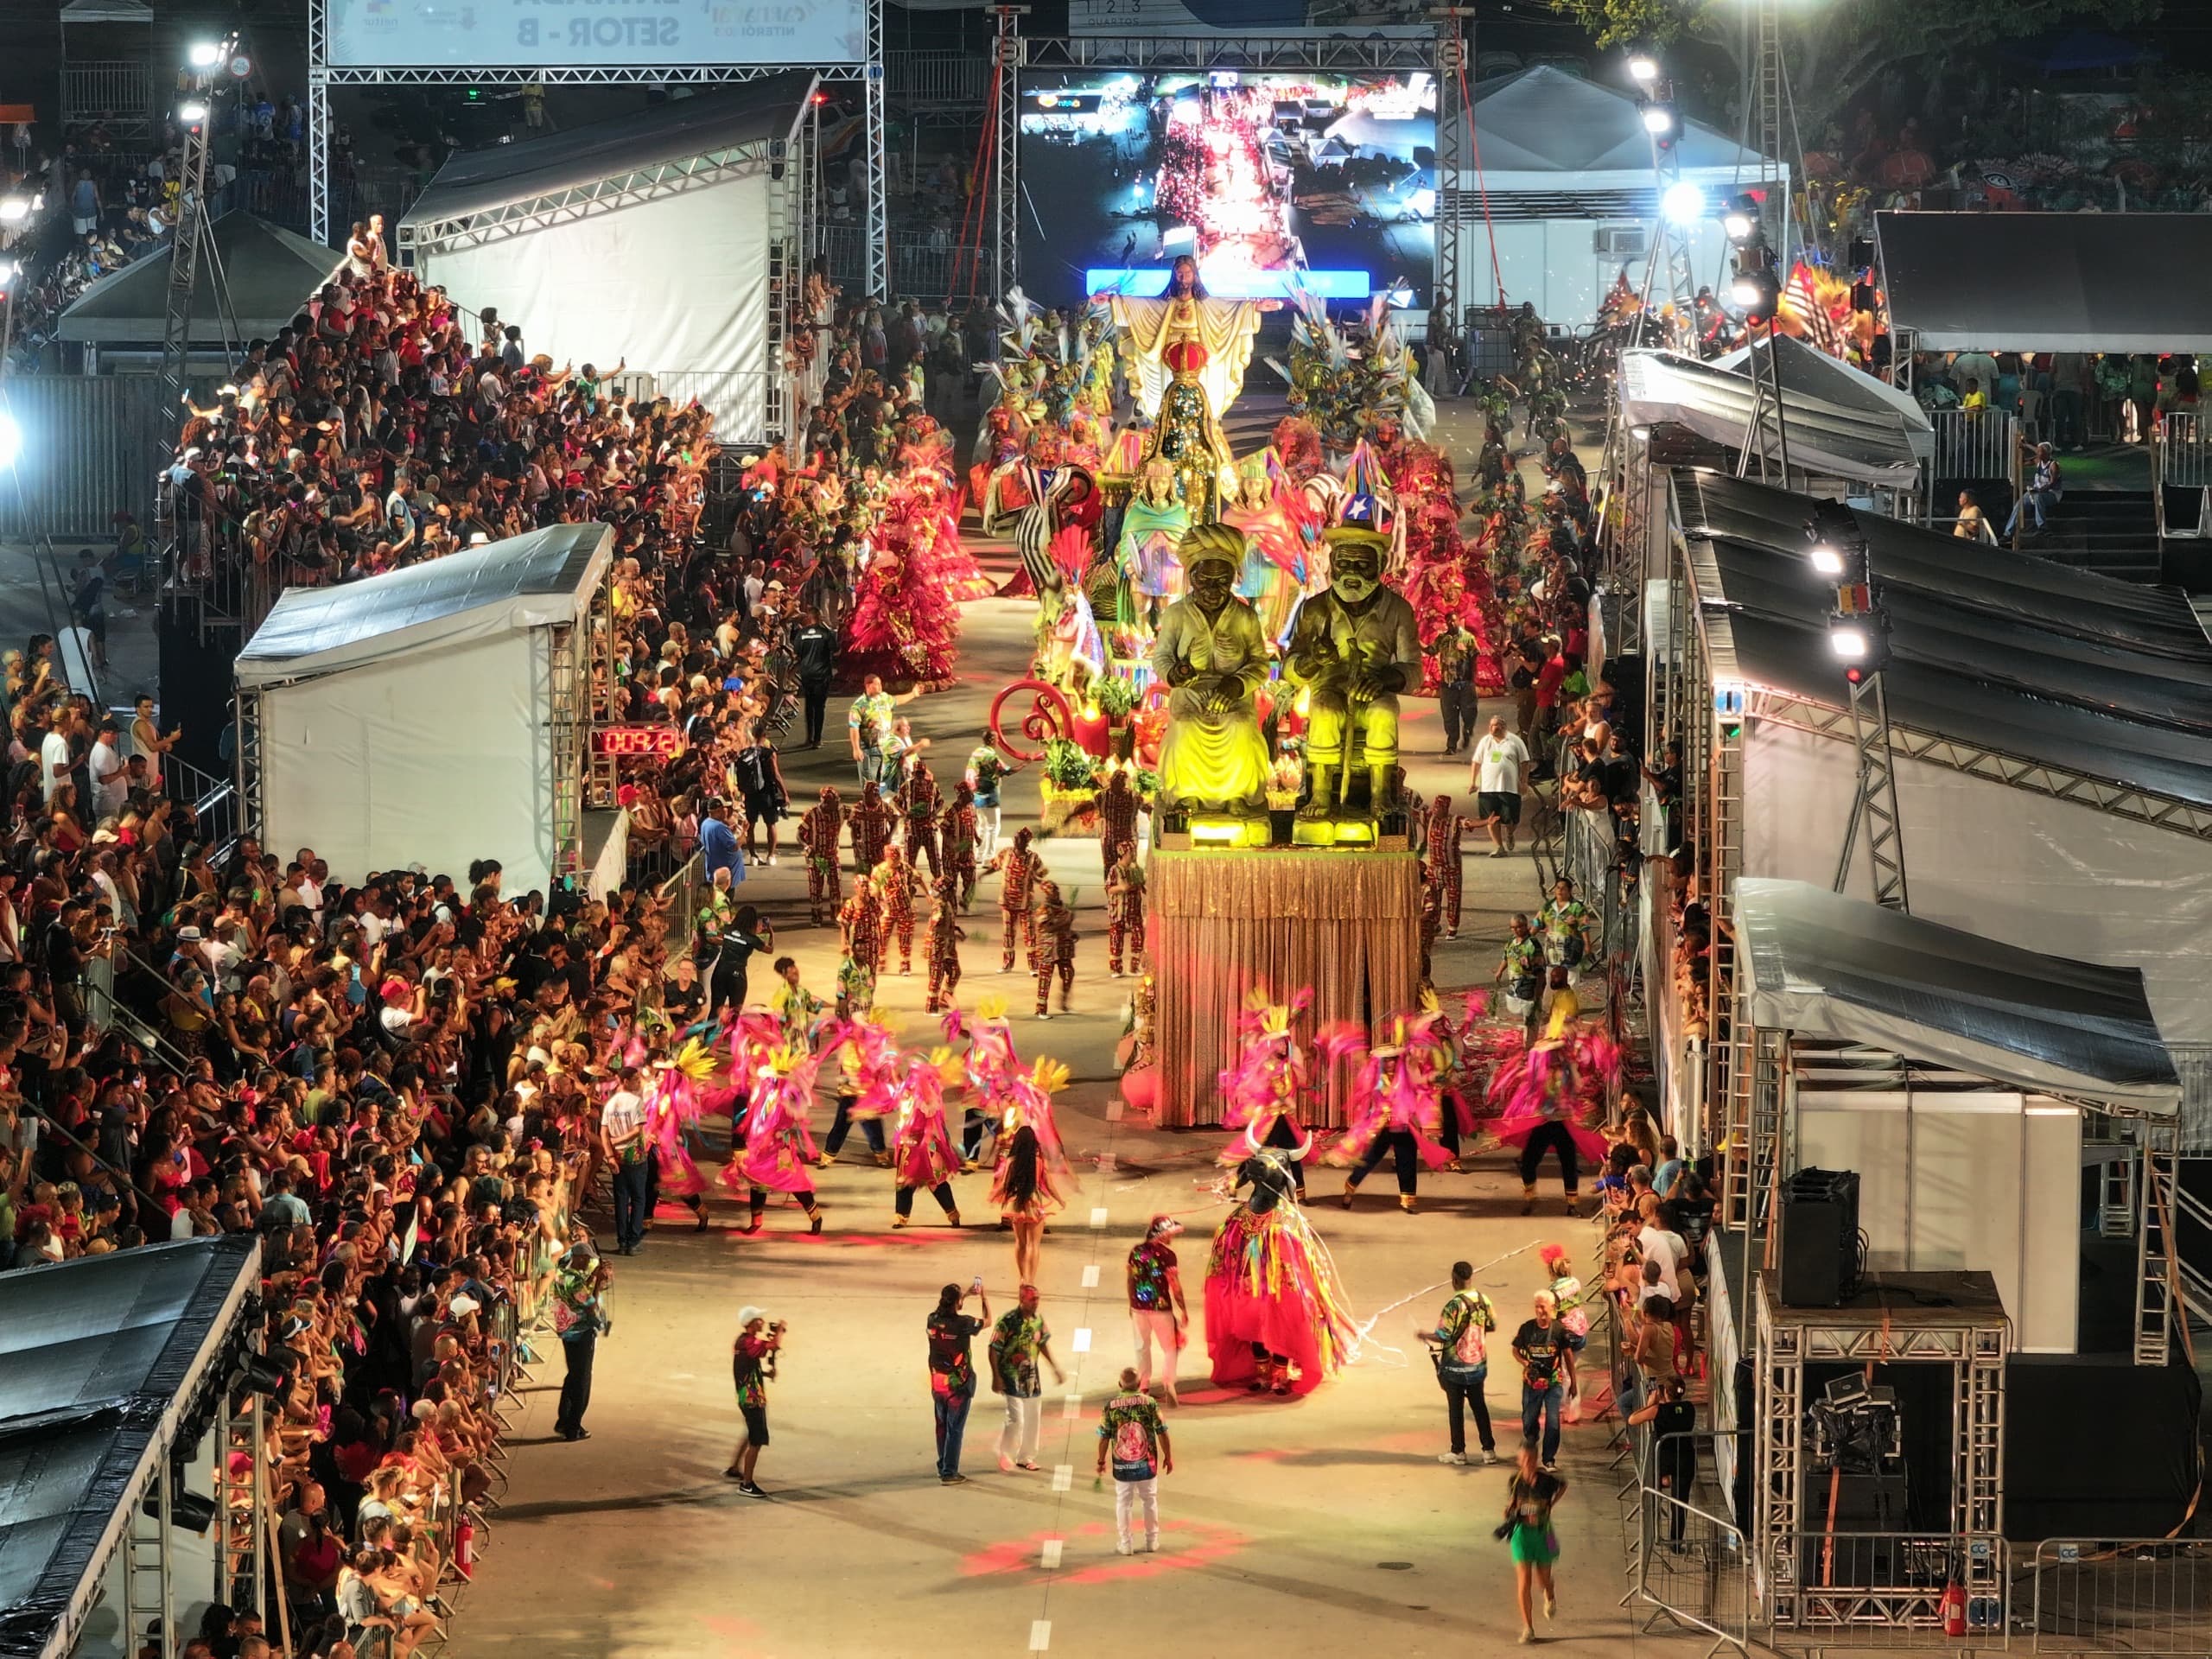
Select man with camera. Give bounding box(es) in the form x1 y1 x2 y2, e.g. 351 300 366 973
728 1306 784 1497
925 1280 990 1484
551 1236 610 1442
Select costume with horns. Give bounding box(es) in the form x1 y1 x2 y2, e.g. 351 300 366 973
1204 1148 1357 1396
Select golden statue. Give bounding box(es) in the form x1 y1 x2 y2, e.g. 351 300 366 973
1148 522 1272 820
1104 255 1271 425
1284 526 1422 823
1139 340 1237 524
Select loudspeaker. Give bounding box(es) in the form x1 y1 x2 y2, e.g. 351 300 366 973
1780 1167 1859 1308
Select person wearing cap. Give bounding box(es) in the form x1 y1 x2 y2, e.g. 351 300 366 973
727 1306 783 1497
1127 1215 1189 1404
551 1240 609 1441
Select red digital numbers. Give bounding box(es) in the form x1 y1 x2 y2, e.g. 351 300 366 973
591 726 684 758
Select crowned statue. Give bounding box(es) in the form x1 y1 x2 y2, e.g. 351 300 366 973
1283 525 1422 829
1141 339 1238 524
1103 254 1273 426
1149 522 1273 823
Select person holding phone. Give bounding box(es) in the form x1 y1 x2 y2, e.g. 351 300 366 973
925 1279 989 1484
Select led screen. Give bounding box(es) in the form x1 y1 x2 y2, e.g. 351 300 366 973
1016 69 1435 308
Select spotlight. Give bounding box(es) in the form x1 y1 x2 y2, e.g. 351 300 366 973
188 41 223 69
1731 265 1780 321
229 1354 289 1395
0 194 29 224
0 412 21 470
1626 53 1660 86
1722 193 1761 245
1640 103 1677 137
1661 181 1705 226
1808 543 1846 577
179 99 210 124
1828 622 1870 663
140 1471 219 1534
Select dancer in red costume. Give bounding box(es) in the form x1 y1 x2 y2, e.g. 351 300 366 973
719 1045 827 1235
1217 991 1314 1198
1325 1014 1454 1214
1204 1149 1357 1396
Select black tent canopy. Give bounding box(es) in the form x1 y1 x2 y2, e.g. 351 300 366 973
1877 210 2212 353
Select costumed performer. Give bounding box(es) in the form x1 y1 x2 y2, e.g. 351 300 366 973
991 1120 1066 1285
1205 1147 1357 1396
1489 1011 1615 1218
1148 522 1273 818
1285 525 1423 820
888 1047 965 1229
645 1038 718 1234
721 1044 828 1234
1115 456 1192 633
1217 990 1315 1198
1141 340 1238 524
1325 1014 1452 1214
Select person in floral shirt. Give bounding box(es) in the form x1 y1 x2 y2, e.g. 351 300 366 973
1096 1368 1173 1555
926 1281 989 1484
989 1283 1065 1473
726 1306 783 1497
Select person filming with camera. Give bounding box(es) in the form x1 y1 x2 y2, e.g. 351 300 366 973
728 1306 785 1497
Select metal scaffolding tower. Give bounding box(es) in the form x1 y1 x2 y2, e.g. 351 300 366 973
1832 671 1911 912
1430 8 1473 330
991 7 1027 302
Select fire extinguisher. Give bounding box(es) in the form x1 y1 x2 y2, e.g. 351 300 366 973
1940 1574 1966 1638
454 1511 477 1578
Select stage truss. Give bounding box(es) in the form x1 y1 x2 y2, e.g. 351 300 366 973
307 0 888 299
985 24 1465 317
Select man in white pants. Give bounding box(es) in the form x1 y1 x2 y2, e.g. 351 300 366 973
988 1283 1064 1472
1096 1368 1173 1554
1126 1216 1188 1404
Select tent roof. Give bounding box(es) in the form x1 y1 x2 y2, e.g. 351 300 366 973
1878 211 2212 352
1736 878 2180 1111
56 214 336 345
1468 65 1775 188
1622 341 1932 487
59 0 152 21
401 73 817 228
1675 470 2212 809
0 1238 260 1659
235 524 613 688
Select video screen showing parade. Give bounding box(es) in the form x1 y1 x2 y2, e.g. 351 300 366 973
1016 69 1437 308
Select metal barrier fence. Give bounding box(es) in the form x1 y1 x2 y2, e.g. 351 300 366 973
1636 1490 1752 1653
1768 1531 2008 1648
1926 407 2023 490
0 372 221 538
63 60 153 126
887 50 992 105
2027 1540 2212 1656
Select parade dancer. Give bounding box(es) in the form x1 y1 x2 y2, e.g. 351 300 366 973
1104 841 1146 977
944 780 982 912
1098 769 1141 882
1218 992 1313 1198
899 760 944 880
1423 792 1471 940
820 1006 896 1167
1328 1014 1452 1215
948 997 1023 1168
798 785 845 925
991 1122 1065 1284
984 826 1045 974
1033 880 1076 1018
645 1040 717 1233
871 842 927 975
887 1049 964 1228
993 1058 1075 1250
837 881 883 1014
719 1046 827 1234
849 779 893 876
1205 1148 1357 1397
925 874 967 1014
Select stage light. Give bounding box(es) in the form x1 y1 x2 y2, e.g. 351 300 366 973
1731 266 1780 320
0 413 21 470
1828 622 1869 663
188 41 223 69
1808 543 1845 576
179 99 209 124
1630 423 1652 441
1626 54 1660 86
0 194 30 224
1640 103 1677 137
140 1471 219 1534
1722 193 1761 244
1662 181 1705 225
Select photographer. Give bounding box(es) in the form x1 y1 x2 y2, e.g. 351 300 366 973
550 1236 609 1442
726 1305 784 1497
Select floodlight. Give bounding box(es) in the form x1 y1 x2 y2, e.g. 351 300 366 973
1626 54 1660 86
1828 622 1869 663
1808 543 1846 576
1640 103 1677 137
0 258 18 285
1661 181 1705 226
1722 193 1761 244
179 99 210 124
188 41 223 69
0 194 29 224
0 413 20 471
1731 267 1780 320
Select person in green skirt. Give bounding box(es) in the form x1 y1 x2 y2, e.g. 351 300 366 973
1501 1438 1567 1643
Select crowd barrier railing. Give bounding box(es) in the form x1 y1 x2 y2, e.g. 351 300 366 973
2025 1539 2212 1656
1766 1531 2009 1649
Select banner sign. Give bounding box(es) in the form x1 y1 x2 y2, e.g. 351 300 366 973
327 0 867 71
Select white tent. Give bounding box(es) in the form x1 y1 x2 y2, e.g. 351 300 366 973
397 75 817 443
236 525 613 894
1619 339 1934 487
1451 66 1784 328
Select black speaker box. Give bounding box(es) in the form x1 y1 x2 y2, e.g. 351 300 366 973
1780 1167 1859 1308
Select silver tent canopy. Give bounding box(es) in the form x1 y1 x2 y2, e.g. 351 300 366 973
1620 340 1933 487
1735 878 2180 1112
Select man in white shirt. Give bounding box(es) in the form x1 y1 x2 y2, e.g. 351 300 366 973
600 1065 651 1255
39 710 73 804
1466 715 1532 856
88 719 128 817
